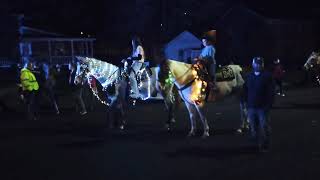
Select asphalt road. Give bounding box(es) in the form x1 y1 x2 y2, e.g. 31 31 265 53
0 85 319 180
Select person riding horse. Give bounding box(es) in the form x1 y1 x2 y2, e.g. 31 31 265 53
121 36 146 99
193 31 217 92
121 36 153 100
76 56 177 130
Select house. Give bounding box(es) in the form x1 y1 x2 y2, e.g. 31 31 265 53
164 31 202 63
0 15 95 66
19 26 95 65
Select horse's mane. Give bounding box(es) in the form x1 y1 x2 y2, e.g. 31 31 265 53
77 57 120 88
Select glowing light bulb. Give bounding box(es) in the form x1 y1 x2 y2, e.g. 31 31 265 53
192 70 197 76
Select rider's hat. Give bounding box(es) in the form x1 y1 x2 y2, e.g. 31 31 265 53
202 30 216 44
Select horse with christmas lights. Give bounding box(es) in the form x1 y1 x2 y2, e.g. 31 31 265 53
304 51 320 86
75 56 179 129
158 59 248 138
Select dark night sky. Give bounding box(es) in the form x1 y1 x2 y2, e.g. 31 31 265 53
1 0 319 38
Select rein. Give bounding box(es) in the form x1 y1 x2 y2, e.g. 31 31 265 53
166 64 196 92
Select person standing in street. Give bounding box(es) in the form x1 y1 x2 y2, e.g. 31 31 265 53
243 57 275 152
20 61 40 120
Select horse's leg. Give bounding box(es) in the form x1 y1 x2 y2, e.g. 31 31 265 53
120 82 128 130
195 104 210 138
164 98 175 131
163 96 173 131
158 82 176 131
184 101 197 137
118 104 125 130
166 88 177 130
170 85 178 124
237 100 249 134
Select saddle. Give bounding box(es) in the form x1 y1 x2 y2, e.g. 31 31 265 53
204 66 236 102
193 60 235 82
216 66 235 82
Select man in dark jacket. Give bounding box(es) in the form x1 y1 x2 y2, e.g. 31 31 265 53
272 59 285 96
243 57 275 152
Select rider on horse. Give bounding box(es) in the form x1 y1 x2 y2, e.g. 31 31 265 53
193 31 217 91
122 36 146 99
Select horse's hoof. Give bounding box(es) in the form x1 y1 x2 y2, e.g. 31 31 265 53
170 118 176 123
165 124 171 132
236 128 243 134
202 131 210 138
187 131 196 137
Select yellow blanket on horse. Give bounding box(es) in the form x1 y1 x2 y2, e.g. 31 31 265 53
167 60 195 86
167 60 243 104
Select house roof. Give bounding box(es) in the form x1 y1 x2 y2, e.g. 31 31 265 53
165 30 201 49
19 26 64 38
19 26 95 41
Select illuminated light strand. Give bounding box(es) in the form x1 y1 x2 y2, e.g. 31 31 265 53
140 68 152 100
164 71 174 86
79 57 154 105
190 61 208 105
136 67 152 101
79 57 118 107
87 75 110 106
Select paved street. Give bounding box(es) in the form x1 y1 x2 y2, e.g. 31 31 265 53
0 85 319 180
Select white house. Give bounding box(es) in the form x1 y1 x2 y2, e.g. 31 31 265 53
164 31 202 63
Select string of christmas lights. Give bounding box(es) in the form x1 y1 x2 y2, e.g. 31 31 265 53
164 71 174 86
87 76 110 106
190 61 208 105
77 57 154 106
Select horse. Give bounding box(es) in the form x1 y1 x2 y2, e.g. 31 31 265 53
304 51 320 86
75 56 179 129
154 61 181 130
158 59 248 137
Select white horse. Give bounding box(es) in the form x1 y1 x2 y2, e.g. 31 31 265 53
76 56 156 101
304 51 320 85
159 60 248 137
75 56 179 129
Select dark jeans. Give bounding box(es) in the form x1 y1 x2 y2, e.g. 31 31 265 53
72 88 86 113
247 108 271 147
40 86 59 113
275 79 283 94
107 106 125 129
24 91 39 120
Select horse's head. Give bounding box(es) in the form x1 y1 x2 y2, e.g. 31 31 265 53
304 52 320 71
75 57 90 81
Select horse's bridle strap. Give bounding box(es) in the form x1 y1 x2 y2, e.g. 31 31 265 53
178 78 195 92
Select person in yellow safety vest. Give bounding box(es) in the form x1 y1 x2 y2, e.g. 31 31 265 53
20 61 39 120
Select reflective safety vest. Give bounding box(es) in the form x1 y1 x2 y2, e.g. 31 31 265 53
20 68 39 91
